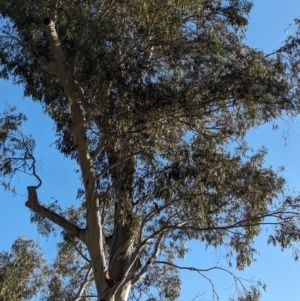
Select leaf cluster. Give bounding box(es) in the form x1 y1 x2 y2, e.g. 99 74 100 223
1 1 300 300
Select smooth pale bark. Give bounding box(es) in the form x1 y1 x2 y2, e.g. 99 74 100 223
34 18 140 301
115 284 131 301
104 283 132 301
39 18 109 298
26 186 83 239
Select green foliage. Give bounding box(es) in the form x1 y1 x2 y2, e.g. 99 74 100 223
38 235 93 301
0 1 300 300
0 237 46 301
0 106 37 192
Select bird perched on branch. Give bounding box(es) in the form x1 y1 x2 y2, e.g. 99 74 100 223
153 202 159 214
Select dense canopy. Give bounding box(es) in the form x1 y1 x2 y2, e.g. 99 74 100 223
1 1 300 300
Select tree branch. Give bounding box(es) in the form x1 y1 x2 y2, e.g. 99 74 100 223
142 221 189 245
91 135 109 159
90 0 115 22
74 265 93 301
25 186 84 240
49 0 60 22
141 197 182 231
153 261 254 301
131 235 163 285
38 17 108 296
43 18 63 62
97 152 139 178
67 238 91 264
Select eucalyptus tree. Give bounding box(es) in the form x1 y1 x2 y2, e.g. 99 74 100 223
1 1 300 301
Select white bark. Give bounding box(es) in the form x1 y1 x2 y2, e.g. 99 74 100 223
38 18 109 299
104 283 132 301
115 285 131 301
25 187 84 240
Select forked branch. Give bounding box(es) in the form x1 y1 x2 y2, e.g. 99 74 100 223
154 261 259 301
74 265 93 301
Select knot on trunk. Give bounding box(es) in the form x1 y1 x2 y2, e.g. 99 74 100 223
105 270 117 287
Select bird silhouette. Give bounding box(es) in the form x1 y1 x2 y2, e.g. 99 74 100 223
153 202 159 213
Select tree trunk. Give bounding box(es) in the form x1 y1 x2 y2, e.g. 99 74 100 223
115 285 131 301
100 282 132 301
106 146 137 276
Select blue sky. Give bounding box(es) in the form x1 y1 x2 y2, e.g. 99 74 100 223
178 1 300 300
1 1 300 300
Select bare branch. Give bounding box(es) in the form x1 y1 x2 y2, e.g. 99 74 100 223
49 0 60 21
91 135 109 159
90 0 114 21
131 235 163 285
24 147 42 189
43 18 63 62
141 197 182 230
150 208 300 236
38 17 70 93
74 296 98 299
67 238 91 264
38 14 108 296
142 221 189 245
97 152 139 179
154 261 255 301
74 265 93 301
25 186 84 240
119 3 164 66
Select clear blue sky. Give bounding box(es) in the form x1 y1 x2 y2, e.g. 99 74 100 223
1 1 300 300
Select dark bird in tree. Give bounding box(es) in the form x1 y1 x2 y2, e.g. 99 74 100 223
153 202 159 214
